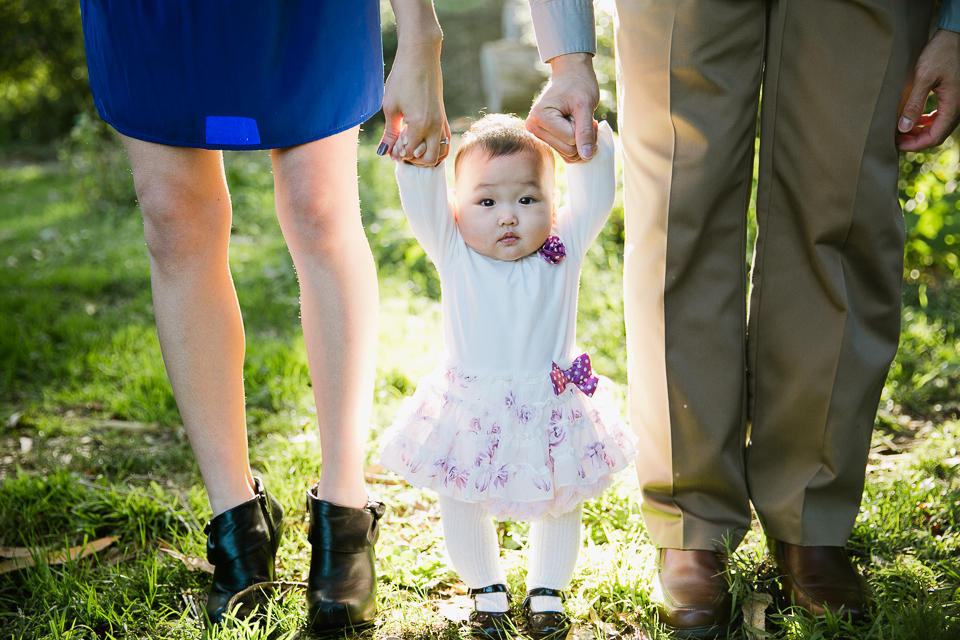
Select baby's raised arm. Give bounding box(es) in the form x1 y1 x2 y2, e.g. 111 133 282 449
395 161 460 268
559 121 617 260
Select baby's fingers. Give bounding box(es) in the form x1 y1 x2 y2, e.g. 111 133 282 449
391 127 410 161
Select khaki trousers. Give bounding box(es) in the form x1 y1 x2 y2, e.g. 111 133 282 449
616 0 935 550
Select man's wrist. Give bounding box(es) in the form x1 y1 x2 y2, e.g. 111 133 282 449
549 52 595 74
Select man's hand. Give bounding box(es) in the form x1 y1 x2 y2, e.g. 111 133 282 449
526 53 600 163
896 29 960 152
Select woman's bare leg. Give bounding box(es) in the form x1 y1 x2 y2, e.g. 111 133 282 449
121 135 255 516
271 127 377 509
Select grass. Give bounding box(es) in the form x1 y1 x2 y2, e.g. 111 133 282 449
1 137 959 640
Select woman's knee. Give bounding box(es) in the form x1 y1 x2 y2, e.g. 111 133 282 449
278 187 364 256
135 174 231 265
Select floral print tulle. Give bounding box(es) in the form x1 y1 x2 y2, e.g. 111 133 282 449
379 362 638 520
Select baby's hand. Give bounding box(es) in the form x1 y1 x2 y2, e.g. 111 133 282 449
390 126 410 161
391 125 442 164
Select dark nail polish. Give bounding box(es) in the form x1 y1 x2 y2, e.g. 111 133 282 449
376 142 388 156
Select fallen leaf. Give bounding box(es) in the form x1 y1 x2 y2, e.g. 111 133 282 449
0 536 117 574
158 541 214 573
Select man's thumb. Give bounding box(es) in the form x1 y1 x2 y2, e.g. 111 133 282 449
899 78 932 133
573 106 598 160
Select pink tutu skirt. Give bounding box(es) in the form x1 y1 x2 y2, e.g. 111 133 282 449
378 361 637 520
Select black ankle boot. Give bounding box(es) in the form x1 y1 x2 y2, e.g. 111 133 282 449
204 477 285 626
306 485 386 635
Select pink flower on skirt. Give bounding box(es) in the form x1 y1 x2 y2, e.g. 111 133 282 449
614 430 626 448
474 465 492 491
430 456 450 477
445 465 468 490
532 474 552 492
586 442 614 469
548 424 566 448
517 405 533 424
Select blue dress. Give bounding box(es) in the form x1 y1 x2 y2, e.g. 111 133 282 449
79 0 383 150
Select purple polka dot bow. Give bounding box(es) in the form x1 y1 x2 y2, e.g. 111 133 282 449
538 235 566 264
550 353 599 397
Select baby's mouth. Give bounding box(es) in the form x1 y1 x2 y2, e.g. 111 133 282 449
498 232 518 244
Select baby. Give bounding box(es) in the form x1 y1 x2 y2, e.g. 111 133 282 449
381 115 636 639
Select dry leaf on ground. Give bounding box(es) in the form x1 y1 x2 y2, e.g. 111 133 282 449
158 541 214 573
0 536 117 574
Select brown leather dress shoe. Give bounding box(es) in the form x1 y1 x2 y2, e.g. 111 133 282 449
654 548 734 639
769 539 871 621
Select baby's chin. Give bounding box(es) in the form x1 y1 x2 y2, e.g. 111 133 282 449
465 238 545 262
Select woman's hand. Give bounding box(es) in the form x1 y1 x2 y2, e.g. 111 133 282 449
380 0 449 167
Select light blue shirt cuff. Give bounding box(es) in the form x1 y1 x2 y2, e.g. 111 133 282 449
939 0 960 32
528 0 596 63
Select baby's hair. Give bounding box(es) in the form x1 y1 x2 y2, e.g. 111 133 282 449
454 114 555 179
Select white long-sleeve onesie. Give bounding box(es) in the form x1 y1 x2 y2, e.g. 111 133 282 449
379 123 637 520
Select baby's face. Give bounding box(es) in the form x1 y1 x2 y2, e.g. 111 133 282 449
454 151 556 261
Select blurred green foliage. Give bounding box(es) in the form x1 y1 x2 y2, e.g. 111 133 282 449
900 137 960 276
58 112 136 210
0 0 91 145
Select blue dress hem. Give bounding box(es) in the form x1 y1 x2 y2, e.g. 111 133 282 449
99 107 383 151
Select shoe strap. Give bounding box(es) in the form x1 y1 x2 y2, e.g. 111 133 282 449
522 587 566 609
468 583 512 601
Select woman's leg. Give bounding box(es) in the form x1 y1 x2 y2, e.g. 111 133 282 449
526 504 582 611
271 127 378 509
121 135 255 516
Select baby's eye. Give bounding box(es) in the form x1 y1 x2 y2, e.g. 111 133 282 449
479 198 495 207
519 196 537 205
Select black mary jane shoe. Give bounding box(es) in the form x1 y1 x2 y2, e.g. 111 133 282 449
204 477 285 626
305 485 386 636
522 588 571 640
468 584 513 640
